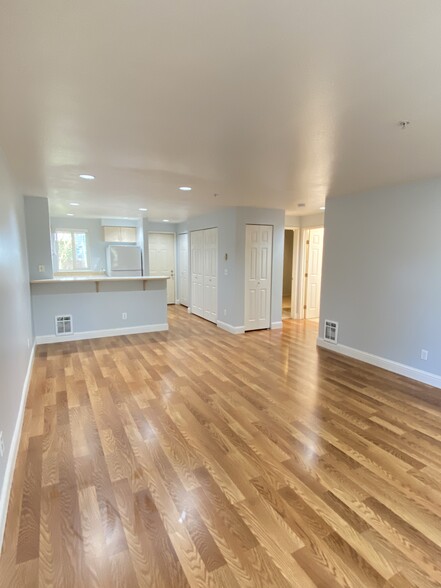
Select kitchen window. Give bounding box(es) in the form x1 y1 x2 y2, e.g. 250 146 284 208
53 229 90 271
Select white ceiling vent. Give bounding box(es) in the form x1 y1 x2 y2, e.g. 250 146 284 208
55 315 73 336
324 320 338 344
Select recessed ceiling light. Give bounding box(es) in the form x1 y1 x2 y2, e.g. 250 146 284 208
139 208 147 212
179 186 192 191
69 202 79 206
163 219 170 222
66 213 74 216
79 174 95 180
320 206 326 210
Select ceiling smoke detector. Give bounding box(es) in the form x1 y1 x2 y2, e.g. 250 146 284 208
399 120 410 129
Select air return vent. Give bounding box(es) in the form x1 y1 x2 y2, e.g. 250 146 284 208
324 320 338 344
55 315 73 336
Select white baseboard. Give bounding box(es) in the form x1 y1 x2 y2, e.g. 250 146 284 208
317 337 441 389
271 321 283 330
35 323 168 344
187 308 192 314
217 321 245 335
0 343 35 550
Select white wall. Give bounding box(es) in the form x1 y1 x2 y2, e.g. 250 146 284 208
51 216 107 272
51 217 150 273
285 212 324 228
0 154 33 542
320 178 441 380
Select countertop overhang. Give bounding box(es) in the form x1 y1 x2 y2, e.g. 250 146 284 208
30 275 169 292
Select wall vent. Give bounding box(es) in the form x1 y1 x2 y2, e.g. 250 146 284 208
324 320 338 344
55 315 73 336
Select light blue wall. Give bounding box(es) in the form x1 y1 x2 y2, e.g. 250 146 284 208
0 155 33 506
178 206 284 328
24 196 53 280
31 280 167 337
320 179 441 376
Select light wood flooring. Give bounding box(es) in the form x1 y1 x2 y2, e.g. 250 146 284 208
2 306 441 587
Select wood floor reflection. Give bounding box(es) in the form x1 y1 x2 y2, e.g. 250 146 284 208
1 306 441 587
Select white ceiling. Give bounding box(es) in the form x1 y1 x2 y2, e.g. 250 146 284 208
1 1 440 222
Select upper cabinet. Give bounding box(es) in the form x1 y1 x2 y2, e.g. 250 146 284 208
103 226 137 243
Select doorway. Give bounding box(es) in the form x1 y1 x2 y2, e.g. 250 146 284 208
282 230 294 319
148 232 176 304
282 228 300 319
302 227 324 320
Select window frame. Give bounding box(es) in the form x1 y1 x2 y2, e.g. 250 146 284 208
53 228 91 272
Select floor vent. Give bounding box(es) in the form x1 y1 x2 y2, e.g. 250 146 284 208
324 320 338 344
55 315 73 336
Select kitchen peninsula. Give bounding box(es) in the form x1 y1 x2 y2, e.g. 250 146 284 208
30 275 169 343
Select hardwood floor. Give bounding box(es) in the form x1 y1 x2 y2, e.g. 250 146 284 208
2 306 441 587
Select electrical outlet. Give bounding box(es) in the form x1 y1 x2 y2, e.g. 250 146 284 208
421 349 428 361
0 432 4 458
38 264 45 273
223 308 227 317
122 312 127 320
27 338 30 349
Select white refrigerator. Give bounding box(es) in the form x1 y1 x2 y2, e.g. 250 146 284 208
107 245 143 276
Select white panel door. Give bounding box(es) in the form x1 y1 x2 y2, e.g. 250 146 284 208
245 225 273 331
203 228 218 323
178 233 189 307
305 227 324 319
191 230 204 317
148 233 175 304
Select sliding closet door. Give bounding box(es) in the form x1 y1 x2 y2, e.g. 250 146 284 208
203 228 218 323
191 228 218 323
191 230 204 317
